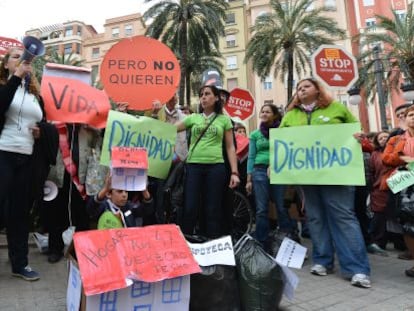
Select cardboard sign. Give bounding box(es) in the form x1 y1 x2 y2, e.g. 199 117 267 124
101 111 176 179
112 147 148 169
41 76 110 128
86 276 190 311
270 123 365 185
0 36 23 56
100 36 180 110
386 168 414 194
187 236 236 267
73 225 201 296
235 133 249 162
111 167 147 191
275 237 307 269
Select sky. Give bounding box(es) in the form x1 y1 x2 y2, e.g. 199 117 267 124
0 0 159 40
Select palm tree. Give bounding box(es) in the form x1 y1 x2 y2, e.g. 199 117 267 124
143 0 228 106
355 3 414 99
47 50 85 67
245 0 346 102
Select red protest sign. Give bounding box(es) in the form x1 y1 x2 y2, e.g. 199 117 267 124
100 36 180 111
73 225 201 295
224 88 255 121
111 147 148 169
0 36 23 56
41 76 111 128
235 133 249 162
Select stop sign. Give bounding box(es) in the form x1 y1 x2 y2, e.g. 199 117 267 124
224 88 255 121
311 45 358 89
0 36 23 56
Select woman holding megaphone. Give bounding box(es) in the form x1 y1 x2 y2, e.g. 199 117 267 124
0 47 45 281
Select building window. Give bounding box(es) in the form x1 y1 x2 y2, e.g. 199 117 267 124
92 47 100 58
226 34 236 48
263 76 272 90
226 13 235 24
365 18 376 31
226 55 237 70
324 0 336 10
76 43 81 54
65 26 73 37
395 10 406 20
91 65 99 84
125 25 133 36
64 43 72 54
76 26 82 36
112 27 120 38
227 78 238 91
362 0 374 6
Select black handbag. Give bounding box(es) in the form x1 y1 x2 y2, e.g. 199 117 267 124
397 185 414 236
163 115 218 223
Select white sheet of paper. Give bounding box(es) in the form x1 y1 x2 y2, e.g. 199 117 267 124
66 261 82 311
280 265 299 301
275 237 307 269
187 236 236 266
86 276 190 311
111 167 147 191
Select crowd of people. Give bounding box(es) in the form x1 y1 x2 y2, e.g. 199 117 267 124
0 46 413 292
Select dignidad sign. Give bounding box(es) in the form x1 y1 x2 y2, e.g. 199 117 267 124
269 123 365 185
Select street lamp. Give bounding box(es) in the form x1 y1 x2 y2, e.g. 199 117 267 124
373 45 388 130
347 86 362 106
401 82 414 104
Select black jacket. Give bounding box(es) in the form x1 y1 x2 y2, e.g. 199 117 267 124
87 195 154 228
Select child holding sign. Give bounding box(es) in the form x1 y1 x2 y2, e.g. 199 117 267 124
87 174 154 229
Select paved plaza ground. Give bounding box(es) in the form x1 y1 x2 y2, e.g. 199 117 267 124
0 233 413 311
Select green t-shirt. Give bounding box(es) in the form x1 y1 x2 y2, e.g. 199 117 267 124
183 113 233 164
247 130 269 173
280 100 357 127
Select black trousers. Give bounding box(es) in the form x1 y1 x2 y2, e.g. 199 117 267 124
43 171 89 254
0 151 32 272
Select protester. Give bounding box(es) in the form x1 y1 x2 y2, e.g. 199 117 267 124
176 85 240 238
42 124 101 263
86 173 154 228
382 105 414 277
246 103 297 246
367 131 390 256
234 122 247 137
0 47 44 281
280 77 371 288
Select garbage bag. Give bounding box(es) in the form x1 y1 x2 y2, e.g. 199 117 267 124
187 235 241 311
235 235 284 311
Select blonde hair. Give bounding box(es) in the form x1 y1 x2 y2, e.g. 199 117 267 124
287 78 333 111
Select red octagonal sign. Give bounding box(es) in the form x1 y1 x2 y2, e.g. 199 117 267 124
224 88 255 122
311 45 358 90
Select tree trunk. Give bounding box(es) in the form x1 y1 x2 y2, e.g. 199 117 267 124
179 19 188 107
186 70 191 109
286 48 294 104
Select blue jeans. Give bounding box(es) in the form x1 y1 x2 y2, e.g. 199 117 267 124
302 185 370 277
252 167 296 243
182 163 226 238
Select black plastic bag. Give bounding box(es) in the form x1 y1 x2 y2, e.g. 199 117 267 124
187 235 241 311
234 235 284 311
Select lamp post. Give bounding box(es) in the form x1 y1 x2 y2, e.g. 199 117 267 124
347 86 362 106
401 82 414 104
373 45 388 130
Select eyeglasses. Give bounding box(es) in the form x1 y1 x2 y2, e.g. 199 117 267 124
396 112 405 119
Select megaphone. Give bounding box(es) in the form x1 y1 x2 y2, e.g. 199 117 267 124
20 36 45 63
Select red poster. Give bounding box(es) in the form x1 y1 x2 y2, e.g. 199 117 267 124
111 147 148 169
41 76 111 128
236 134 249 162
73 225 201 295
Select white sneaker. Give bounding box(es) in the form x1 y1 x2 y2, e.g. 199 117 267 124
351 274 371 288
310 264 330 276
